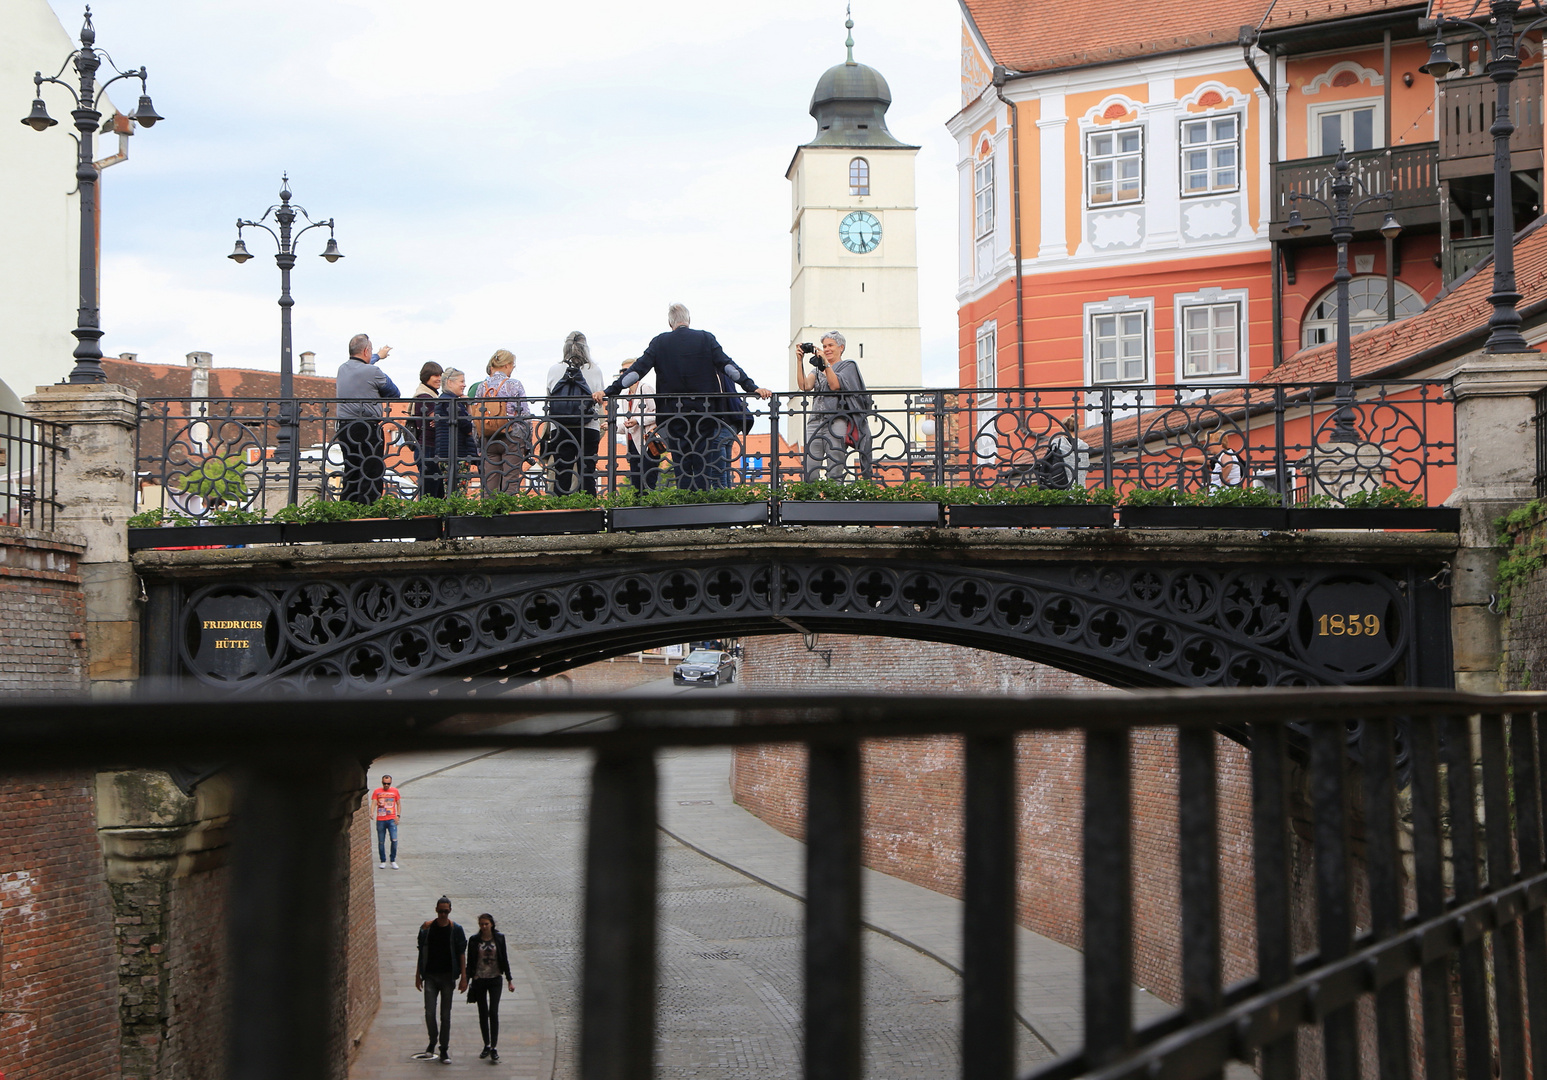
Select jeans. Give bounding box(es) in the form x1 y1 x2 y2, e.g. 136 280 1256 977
422 973 456 1053
375 818 397 863
708 421 738 489
338 419 386 504
803 416 872 481
664 413 718 491
470 977 504 1048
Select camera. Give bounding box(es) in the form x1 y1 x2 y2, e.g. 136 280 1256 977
798 342 816 354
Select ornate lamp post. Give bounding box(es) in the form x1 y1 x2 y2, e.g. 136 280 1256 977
19 5 162 385
1284 150 1403 441
228 175 342 505
1422 2 1545 353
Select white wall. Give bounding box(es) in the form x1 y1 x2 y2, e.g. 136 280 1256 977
0 0 84 414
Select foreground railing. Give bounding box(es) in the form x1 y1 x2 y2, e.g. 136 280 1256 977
4 687 1544 1079
132 381 1455 518
1 409 62 532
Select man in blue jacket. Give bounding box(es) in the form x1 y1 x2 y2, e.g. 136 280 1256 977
414 895 466 1063
595 303 770 490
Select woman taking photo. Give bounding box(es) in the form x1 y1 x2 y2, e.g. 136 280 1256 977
459 913 515 1063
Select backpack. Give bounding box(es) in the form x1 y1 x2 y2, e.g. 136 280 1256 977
839 361 872 448
546 367 593 422
1032 435 1074 490
471 378 508 439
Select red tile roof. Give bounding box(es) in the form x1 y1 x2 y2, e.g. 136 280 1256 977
963 0 1422 74
1268 215 1547 382
102 357 338 400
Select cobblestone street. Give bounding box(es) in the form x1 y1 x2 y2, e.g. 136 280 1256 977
350 737 1027 1078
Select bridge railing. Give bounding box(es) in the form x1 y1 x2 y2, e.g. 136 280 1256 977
1 408 63 532
132 381 1454 518
4 686 1544 1079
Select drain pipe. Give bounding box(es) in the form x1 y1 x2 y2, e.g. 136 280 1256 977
1240 25 1284 368
992 66 1027 388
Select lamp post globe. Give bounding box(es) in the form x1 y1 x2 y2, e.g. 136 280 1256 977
16 6 162 384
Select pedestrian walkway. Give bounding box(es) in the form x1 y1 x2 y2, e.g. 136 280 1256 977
348 750 556 1080
657 746 1173 1057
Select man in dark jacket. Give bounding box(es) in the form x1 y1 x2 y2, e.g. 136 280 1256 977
415 896 467 1063
594 303 770 490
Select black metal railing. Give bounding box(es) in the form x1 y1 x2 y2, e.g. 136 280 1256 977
4 686 1546 1079
133 381 1455 517
1536 386 1547 499
1 409 63 532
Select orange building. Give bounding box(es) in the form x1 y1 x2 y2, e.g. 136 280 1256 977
951 0 1542 391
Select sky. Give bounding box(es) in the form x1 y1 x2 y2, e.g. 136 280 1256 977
46 0 966 398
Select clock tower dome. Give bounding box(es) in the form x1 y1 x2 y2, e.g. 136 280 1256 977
787 14 921 393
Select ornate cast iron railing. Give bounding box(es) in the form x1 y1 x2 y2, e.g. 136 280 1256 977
1 409 62 531
133 381 1455 518
3 686 1545 1079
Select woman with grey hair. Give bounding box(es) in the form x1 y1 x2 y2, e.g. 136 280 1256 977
796 330 872 481
545 332 607 495
433 367 480 493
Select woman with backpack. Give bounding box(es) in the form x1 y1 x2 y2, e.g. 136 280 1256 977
545 332 606 495
474 350 532 494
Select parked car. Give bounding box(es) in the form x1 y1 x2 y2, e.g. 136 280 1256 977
673 649 736 687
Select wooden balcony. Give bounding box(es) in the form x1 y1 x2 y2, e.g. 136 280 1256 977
1439 67 1543 179
1270 142 1440 242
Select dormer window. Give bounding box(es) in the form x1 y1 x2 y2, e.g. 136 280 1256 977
849 157 870 196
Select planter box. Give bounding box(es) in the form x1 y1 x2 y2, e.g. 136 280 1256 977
1287 507 1460 531
128 524 285 550
280 517 444 544
948 504 1115 529
777 501 942 527
609 502 770 531
445 509 607 538
1119 506 1290 530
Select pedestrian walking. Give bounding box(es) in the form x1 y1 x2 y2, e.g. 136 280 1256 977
618 359 661 491
335 334 400 504
459 913 515 1064
546 332 606 496
370 773 402 869
409 363 443 498
415 896 467 1064
433 368 480 493
796 331 872 481
595 303 770 491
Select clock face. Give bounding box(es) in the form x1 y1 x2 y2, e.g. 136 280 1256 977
839 211 882 254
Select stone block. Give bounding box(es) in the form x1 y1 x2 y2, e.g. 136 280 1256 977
81 560 140 622
1450 547 1501 607
1455 668 1500 695
87 619 139 681
1451 602 1503 672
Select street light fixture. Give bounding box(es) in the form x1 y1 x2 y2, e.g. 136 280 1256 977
1287 148 1402 442
18 5 162 384
1421 1 1547 353
229 175 342 505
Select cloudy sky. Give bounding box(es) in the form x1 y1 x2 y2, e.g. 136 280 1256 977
46 0 964 397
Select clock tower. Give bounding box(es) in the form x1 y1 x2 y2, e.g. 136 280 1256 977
787 15 921 393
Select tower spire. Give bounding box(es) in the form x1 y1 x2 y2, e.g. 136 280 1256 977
845 4 855 64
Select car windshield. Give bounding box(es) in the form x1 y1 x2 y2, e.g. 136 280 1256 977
685 651 721 663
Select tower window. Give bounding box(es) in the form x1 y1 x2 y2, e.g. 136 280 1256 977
974 157 995 239
849 157 870 196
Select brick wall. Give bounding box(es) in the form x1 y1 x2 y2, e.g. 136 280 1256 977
0 528 86 694
0 771 121 1079
161 870 228 1079
1502 503 1547 690
343 795 380 1067
732 635 1305 1009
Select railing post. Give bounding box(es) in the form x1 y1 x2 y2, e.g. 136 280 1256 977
1177 725 1220 1076
581 746 658 1080
1310 720 1358 1080
1101 388 1114 491
1480 714 1528 1080
1273 386 1289 508
1360 716 1412 1080
805 740 861 1080
770 392 782 496
606 395 618 495
1443 715 1493 1079
1407 716 1454 1080
1250 722 1298 1080
1083 728 1131 1066
963 734 1016 1080
933 392 947 486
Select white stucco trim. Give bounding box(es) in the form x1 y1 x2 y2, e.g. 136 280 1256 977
1172 285 1252 385
1302 60 1384 95
1082 294 1156 385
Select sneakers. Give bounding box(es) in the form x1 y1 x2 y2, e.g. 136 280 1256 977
391 861 400 869
489 1048 500 1063
379 861 387 869
439 1050 451 1064
479 1046 491 1059
412 1044 436 1060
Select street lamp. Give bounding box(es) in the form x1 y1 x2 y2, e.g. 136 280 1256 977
19 5 162 384
1421 1 1546 353
229 175 342 505
1284 149 1402 441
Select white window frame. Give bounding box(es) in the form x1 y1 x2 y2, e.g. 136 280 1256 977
1173 287 1250 383
1085 125 1145 208
975 321 998 398
850 157 870 196
1307 96 1384 156
1083 297 1154 385
1178 113 1241 198
974 156 996 239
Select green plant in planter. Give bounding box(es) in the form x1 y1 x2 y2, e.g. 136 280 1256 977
1341 485 1425 509
128 508 195 528
1120 486 1282 508
604 485 768 508
208 507 267 526
271 498 370 525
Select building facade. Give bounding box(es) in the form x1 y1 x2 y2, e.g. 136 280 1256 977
951 0 1541 392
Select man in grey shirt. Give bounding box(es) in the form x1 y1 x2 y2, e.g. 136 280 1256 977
796 331 871 481
335 333 400 504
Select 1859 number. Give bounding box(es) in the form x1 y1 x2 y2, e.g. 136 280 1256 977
1317 613 1380 637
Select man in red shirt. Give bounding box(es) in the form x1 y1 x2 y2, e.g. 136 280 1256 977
371 774 402 869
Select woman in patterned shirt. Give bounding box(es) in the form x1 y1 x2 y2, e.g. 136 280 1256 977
459 913 515 1062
